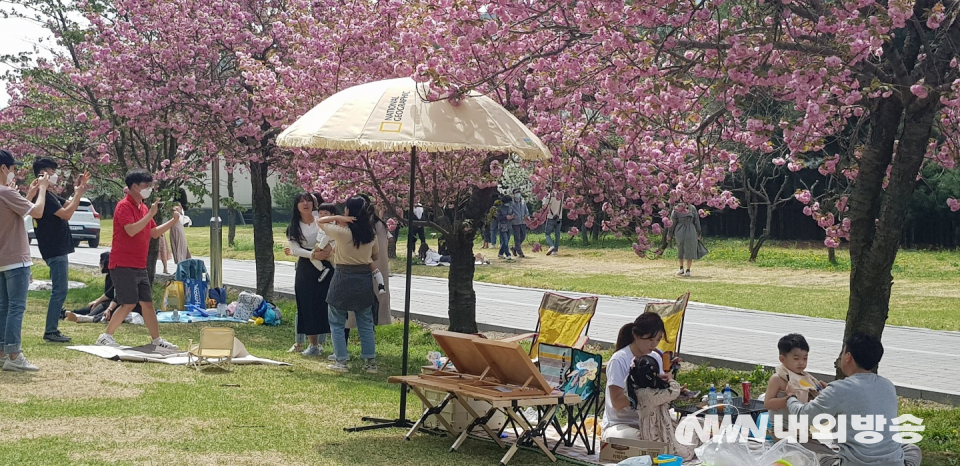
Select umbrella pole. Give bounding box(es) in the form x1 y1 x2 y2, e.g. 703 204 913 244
345 146 418 433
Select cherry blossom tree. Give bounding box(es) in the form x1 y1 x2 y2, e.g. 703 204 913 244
71 0 427 299
419 0 960 370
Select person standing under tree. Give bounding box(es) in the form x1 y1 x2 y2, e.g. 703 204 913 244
411 202 427 251
95 169 180 349
666 203 702 277
1 150 50 371
510 188 529 257
319 195 380 374
283 193 332 357
543 189 564 256
26 158 91 343
168 189 192 264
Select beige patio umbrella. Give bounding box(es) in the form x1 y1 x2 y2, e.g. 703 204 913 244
276 77 550 432
276 77 549 159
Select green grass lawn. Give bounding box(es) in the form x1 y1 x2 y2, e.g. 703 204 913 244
2 267 958 465
100 223 960 331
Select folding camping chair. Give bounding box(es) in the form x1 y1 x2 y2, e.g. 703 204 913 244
187 327 235 371
535 344 604 455
643 292 690 374
500 292 598 360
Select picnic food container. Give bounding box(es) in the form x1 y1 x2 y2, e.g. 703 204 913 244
653 454 682 466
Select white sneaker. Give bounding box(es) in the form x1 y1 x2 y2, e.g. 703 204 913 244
327 361 349 372
96 333 120 347
2 353 39 372
301 345 322 357
287 343 303 353
684 270 691 277
327 354 338 361
152 337 179 350
362 359 378 374
677 268 685 275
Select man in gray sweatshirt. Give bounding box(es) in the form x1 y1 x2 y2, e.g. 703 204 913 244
786 333 922 466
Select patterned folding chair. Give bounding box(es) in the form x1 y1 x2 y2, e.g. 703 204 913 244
552 348 603 454
537 343 573 389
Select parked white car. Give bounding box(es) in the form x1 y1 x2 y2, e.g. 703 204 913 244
26 197 102 248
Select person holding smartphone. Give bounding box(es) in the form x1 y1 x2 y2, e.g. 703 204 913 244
1 149 50 371
95 169 180 349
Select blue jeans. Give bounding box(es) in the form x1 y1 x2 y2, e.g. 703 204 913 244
328 304 376 362
545 218 562 250
0 266 31 354
489 224 498 245
499 230 512 257
44 255 69 335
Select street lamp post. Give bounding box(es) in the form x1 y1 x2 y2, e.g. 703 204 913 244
210 158 223 289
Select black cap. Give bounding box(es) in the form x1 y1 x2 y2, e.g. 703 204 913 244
0 149 23 167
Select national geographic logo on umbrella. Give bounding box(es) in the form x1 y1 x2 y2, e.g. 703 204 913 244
379 91 410 133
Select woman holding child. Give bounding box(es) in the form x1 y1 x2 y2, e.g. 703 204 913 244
603 313 698 460
283 193 333 357
317 195 380 374
602 313 668 439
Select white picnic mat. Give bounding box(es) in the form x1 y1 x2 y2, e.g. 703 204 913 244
29 280 87 291
67 338 290 366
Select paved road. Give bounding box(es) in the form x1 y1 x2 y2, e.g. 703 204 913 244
40 245 960 404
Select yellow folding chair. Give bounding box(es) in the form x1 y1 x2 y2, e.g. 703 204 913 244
187 327 235 371
500 292 598 360
643 292 689 373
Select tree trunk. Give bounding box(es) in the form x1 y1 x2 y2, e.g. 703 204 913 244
841 97 932 376
750 202 775 262
227 170 237 247
446 186 497 333
828 247 837 264
249 160 275 301
446 223 478 333
745 188 759 261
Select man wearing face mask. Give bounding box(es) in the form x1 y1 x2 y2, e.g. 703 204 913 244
509 188 530 257
96 169 180 349
26 158 92 343
0 149 50 371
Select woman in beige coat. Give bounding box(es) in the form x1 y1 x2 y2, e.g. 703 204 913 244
626 355 698 460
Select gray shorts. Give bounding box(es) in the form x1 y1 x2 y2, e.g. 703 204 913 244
110 267 152 305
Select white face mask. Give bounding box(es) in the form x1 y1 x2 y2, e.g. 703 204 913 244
139 187 153 198
5 170 15 185
48 173 59 184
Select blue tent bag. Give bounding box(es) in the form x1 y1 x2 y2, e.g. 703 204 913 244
183 279 208 307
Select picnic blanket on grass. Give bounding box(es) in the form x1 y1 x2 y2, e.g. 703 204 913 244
67 338 289 366
467 425 704 465
156 311 247 324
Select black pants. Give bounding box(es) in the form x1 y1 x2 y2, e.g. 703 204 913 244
295 258 332 336
412 226 426 247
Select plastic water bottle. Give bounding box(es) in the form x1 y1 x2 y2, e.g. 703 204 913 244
723 384 734 408
172 308 179 322
707 384 717 414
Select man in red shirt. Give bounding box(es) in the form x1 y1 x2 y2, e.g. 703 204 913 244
96 169 181 349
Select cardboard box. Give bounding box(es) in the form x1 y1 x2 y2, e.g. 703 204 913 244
420 388 506 434
598 436 667 463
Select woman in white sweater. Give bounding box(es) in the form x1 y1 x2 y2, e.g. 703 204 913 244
282 193 333 357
